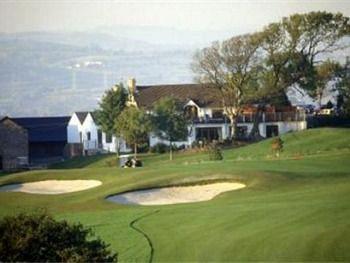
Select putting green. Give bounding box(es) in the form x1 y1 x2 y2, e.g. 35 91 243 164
0 128 349 262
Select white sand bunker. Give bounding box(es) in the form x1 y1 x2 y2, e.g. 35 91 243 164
0 180 102 194
107 182 246 205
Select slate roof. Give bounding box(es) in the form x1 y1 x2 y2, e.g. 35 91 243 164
75 112 89 124
12 116 70 142
74 112 96 124
134 84 223 109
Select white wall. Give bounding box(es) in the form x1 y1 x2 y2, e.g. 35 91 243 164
81 114 99 150
237 121 307 138
67 112 131 153
102 134 130 153
198 107 212 118
67 113 82 143
149 123 230 148
151 120 307 148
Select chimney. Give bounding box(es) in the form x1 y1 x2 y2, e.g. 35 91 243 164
127 78 136 94
127 77 137 105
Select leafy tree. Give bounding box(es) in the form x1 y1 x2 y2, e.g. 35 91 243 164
282 11 349 95
192 34 262 138
0 213 117 262
115 107 151 159
313 60 341 107
248 24 293 139
151 97 188 160
95 84 127 154
336 58 350 116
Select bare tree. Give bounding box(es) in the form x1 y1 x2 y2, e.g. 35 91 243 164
192 34 261 138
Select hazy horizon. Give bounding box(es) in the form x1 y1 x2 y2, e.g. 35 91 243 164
0 0 349 117
1 1 349 36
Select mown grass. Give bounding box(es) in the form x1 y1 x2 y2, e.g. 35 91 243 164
0 128 349 262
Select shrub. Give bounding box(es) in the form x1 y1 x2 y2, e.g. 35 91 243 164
0 213 117 262
271 136 284 157
207 142 223 161
137 143 149 153
150 143 168 154
191 140 209 149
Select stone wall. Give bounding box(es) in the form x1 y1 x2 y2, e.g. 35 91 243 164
0 118 29 171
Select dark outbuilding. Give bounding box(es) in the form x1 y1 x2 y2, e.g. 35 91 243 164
0 116 29 171
12 116 70 164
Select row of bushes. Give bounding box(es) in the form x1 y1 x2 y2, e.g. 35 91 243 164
143 141 224 160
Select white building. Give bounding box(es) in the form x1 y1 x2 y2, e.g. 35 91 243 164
127 78 307 148
67 112 129 155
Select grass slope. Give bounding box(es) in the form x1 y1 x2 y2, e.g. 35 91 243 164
0 128 349 262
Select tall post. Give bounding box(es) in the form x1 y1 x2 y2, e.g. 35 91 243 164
134 143 137 159
169 142 173 161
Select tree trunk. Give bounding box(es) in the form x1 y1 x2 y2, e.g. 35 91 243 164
134 143 137 159
249 107 263 141
318 90 323 111
169 141 173 161
228 115 237 139
115 138 120 158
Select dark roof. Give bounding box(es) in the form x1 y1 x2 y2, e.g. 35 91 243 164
12 116 70 142
75 112 89 124
0 116 7 122
134 84 223 108
74 111 96 124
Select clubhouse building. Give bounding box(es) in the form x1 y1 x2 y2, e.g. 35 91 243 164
126 78 307 147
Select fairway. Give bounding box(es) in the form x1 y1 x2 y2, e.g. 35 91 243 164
1 128 350 262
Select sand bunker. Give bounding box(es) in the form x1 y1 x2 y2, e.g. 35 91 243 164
0 180 102 194
107 182 245 205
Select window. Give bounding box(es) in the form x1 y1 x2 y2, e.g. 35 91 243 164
237 126 248 138
266 125 279 138
86 132 91 141
106 133 112 143
212 110 224 118
184 105 198 119
79 132 82 143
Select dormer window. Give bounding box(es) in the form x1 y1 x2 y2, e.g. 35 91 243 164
184 105 198 119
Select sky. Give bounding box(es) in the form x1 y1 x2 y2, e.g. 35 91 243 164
0 0 349 34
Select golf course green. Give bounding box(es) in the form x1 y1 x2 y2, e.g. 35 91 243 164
0 127 350 262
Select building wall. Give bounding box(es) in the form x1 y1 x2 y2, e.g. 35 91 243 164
67 114 82 143
67 113 130 153
237 121 307 137
150 120 307 148
102 134 130 153
81 114 99 150
0 119 28 171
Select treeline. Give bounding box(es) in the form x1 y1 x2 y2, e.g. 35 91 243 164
192 11 350 138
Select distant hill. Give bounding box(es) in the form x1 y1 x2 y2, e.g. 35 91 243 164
0 29 348 117
0 30 195 117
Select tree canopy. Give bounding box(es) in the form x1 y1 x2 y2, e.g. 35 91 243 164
0 213 117 262
151 97 188 160
192 33 261 138
95 84 127 135
193 11 350 138
115 106 151 158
